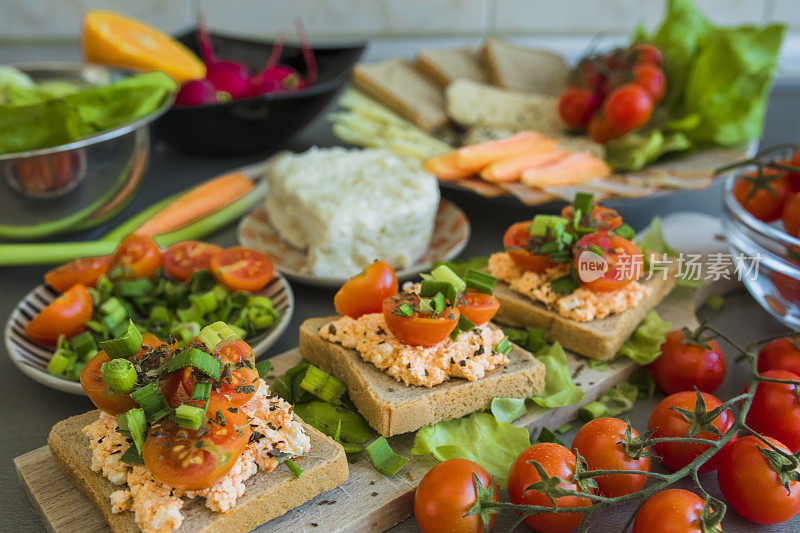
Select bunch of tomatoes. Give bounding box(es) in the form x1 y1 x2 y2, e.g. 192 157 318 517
558 43 666 144
413 327 800 532
732 148 800 231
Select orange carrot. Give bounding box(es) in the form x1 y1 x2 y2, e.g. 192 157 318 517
520 152 611 187
480 149 568 182
456 131 554 170
135 171 254 236
423 151 480 181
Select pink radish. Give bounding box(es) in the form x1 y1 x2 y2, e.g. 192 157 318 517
175 79 218 105
196 17 251 99
247 20 317 97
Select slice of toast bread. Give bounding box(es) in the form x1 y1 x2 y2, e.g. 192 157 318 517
298 317 546 437
416 47 488 87
482 38 569 96
48 411 348 533
351 58 448 132
493 268 678 361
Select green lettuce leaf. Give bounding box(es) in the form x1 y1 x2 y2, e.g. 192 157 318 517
617 310 672 365
579 382 639 421
628 367 657 398
490 397 527 423
604 130 691 172
502 326 547 354
531 342 585 408
636 216 677 271
411 411 531 488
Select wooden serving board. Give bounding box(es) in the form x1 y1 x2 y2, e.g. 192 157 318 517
15 284 706 533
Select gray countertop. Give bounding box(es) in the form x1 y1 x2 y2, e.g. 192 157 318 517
3 43 800 533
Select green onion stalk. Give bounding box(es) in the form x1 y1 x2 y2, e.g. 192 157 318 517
467 323 799 532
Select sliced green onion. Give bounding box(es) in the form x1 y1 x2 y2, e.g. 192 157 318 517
189 270 217 293
115 279 153 298
300 365 346 403
579 401 607 421
107 266 124 280
464 269 497 295
556 423 573 434
573 192 594 215
457 314 475 333
68 360 87 380
529 215 568 237
189 289 220 315
705 294 725 312
393 303 414 318
230 291 251 308
176 306 203 323
247 305 277 329
175 403 206 431
550 274 579 295
419 297 435 315
589 244 604 257
255 360 272 379
120 443 144 465
101 359 138 394
537 427 566 446
100 297 127 330
85 319 106 335
285 459 303 479
170 322 201 344
430 265 466 294
166 348 222 380
199 321 239 352
130 383 172 422
449 327 461 342
614 223 635 240
149 305 171 323
191 381 212 401
47 340 75 375
70 331 97 359
229 324 247 339
366 436 408 476
99 319 143 359
420 279 458 306
122 407 147 454
431 292 446 315
495 336 512 356
96 276 113 301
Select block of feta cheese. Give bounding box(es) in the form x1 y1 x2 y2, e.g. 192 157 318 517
265 147 440 278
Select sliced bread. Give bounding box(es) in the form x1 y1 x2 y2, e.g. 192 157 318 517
298 317 546 437
48 411 348 533
493 268 678 361
482 38 569 96
416 47 488 87
352 58 448 132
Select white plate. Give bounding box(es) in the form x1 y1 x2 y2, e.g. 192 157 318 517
238 199 471 288
5 272 294 396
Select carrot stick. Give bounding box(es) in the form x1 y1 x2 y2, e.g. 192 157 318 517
134 171 254 237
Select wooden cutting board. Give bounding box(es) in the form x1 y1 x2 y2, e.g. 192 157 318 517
14 284 706 533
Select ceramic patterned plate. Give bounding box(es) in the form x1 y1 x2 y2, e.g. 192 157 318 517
5 272 294 396
238 199 471 288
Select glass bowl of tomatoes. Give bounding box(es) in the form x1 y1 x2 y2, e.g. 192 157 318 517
722 164 800 330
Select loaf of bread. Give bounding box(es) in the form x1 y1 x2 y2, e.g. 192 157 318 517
416 47 488 87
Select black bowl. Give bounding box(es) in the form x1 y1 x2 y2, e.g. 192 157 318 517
154 30 364 155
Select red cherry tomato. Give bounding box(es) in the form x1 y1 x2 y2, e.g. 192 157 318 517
414 458 498 533
718 435 800 524
210 247 275 292
587 113 620 144
25 284 93 344
630 43 663 67
508 442 593 533
759 337 800 375
571 418 651 497
503 221 554 273
632 489 711 533
603 83 653 135
647 391 733 472
649 330 726 394
782 191 800 239
558 87 602 130
334 261 398 318
561 205 623 231
382 293 459 347
110 234 162 279
573 58 606 94
784 148 800 191
733 168 790 223
457 290 500 326
181 339 259 407
745 369 800 453
162 241 223 282
573 232 643 292
631 63 665 103
44 256 110 293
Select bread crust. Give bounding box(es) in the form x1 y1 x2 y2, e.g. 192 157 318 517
299 317 546 437
48 411 348 533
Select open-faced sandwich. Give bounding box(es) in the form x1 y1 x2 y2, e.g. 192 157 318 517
489 192 677 360
298 261 546 437
47 321 348 533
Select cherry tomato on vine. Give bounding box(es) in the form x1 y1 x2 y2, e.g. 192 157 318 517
647 391 733 472
758 337 800 376
457 290 500 326
733 168 789 222
44 256 110 293
745 369 800 453
587 114 619 144
632 489 714 533
414 458 497 533
507 442 593 533
382 293 459 346
784 148 800 191
782 191 800 238
503 221 554 273
630 43 663 67
571 417 651 497
573 232 643 292
631 63 665 103
25 284 93 344
558 87 602 130
110 234 162 279
603 83 653 135
573 58 606 93
649 330 726 394
717 435 800 524
334 261 398 319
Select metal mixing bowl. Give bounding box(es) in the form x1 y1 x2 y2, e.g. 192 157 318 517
0 63 174 239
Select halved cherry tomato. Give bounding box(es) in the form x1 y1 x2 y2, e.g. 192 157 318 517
143 396 251 490
561 205 623 231
162 241 223 282
457 290 499 326
383 293 459 347
182 339 259 406
334 261 398 318
210 246 275 292
44 256 110 293
25 284 93 344
573 232 643 292
503 221 554 273
733 168 789 223
110 234 162 279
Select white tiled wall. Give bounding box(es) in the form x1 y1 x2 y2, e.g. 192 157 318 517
0 0 792 41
